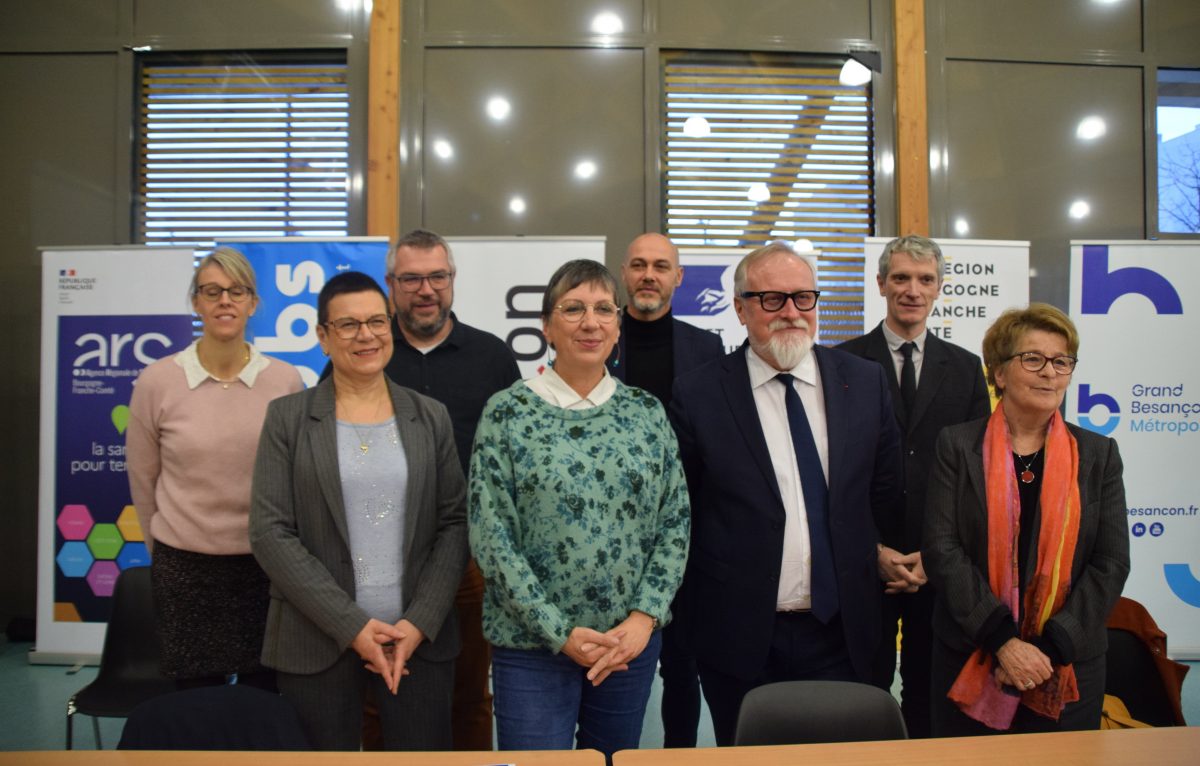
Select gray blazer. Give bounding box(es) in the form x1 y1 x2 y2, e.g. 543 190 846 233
923 417 1130 664
250 377 468 675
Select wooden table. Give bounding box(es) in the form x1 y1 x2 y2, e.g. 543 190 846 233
0 750 604 766
612 727 1200 765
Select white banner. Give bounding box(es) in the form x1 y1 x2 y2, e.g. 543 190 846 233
37 246 196 663
1069 241 1200 657
449 237 606 380
863 238 1030 357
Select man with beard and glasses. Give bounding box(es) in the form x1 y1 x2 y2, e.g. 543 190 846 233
323 228 519 751
668 241 903 746
606 233 722 748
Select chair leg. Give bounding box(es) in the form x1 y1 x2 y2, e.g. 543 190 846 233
92 716 102 749
66 711 73 750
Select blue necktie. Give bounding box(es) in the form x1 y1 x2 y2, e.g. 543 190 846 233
777 373 838 623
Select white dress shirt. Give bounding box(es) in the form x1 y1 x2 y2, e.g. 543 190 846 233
745 346 829 611
880 322 927 387
524 365 616 410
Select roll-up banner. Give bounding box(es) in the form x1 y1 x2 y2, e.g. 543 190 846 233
1069 241 1200 658
863 238 1030 358
36 246 196 663
446 237 606 380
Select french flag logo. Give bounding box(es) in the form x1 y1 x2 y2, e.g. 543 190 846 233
60 269 76 277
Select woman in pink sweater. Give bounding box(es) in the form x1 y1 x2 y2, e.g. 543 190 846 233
126 247 303 687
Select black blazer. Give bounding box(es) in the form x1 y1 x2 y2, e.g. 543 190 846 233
922 418 1130 664
608 313 725 383
837 324 991 552
668 344 903 681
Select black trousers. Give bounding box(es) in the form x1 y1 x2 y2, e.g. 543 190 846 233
697 611 856 746
870 585 935 738
657 620 701 748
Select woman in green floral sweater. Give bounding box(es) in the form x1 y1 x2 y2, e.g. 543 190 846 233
469 260 689 758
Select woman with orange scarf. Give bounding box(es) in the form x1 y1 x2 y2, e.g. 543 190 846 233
923 304 1129 735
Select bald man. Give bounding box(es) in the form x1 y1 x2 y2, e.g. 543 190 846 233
608 232 722 747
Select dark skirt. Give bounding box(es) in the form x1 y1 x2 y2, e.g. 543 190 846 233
151 539 271 680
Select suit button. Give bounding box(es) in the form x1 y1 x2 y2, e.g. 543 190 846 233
908 449 916 456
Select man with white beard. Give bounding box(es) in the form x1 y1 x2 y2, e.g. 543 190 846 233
668 241 904 746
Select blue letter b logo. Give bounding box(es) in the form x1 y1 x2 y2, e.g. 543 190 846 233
1078 384 1120 436
1081 245 1182 315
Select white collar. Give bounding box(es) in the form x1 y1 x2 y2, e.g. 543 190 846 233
746 344 818 390
175 339 270 390
527 365 617 409
880 321 927 354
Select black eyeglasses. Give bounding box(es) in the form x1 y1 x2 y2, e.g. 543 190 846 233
391 271 453 292
739 290 821 312
1008 351 1077 374
195 283 254 303
324 315 392 340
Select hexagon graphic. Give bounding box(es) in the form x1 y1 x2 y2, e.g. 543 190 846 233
86 561 121 597
56 541 94 578
57 505 94 541
86 523 124 560
117 543 150 570
116 505 144 542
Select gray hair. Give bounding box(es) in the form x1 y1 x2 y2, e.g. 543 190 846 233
191 246 257 297
878 235 944 281
388 228 456 273
541 260 618 320
733 240 817 295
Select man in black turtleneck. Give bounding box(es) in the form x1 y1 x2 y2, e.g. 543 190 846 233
607 232 722 747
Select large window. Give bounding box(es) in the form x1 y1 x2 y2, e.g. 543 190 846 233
662 51 874 342
135 51 350 246
1157 68 1200 235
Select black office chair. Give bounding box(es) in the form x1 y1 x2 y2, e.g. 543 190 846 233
65 566 178 748
118 685 310 750
734 680 909 746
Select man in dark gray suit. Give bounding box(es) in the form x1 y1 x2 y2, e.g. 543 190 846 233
609 232 723 748
837 235 991 737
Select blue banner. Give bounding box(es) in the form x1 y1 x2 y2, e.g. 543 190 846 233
224 239 390 387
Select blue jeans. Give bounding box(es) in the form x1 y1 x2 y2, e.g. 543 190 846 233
492 631 662 758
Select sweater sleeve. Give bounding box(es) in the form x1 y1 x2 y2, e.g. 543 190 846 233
630 405 690 626
126 364 163 552
468 396 572 651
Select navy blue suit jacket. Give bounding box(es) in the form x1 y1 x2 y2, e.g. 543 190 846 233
668 343 903 681
607 313 725 383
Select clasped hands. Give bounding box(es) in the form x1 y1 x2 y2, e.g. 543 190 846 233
351 617 425 695
994 637 1053 692
877 545 927 594
560 611 656 687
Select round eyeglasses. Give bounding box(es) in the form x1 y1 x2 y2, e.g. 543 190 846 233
554 300 620 324
1008 351 1077 374
195 283 254 303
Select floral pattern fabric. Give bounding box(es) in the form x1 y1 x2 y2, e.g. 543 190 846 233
468 380 690 652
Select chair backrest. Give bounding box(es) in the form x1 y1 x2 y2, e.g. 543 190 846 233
1105 596 1190 726
118 685 310 750
734 680 908 746
93 566 164 685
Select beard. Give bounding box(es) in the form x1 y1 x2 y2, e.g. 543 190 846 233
631 290 665 315
753 318 813 370
398 302 450 339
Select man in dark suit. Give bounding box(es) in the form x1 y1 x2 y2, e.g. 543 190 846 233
837 235 990 738
608 232 723 748
669 241 903 746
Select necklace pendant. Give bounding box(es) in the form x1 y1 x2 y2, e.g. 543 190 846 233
1020 469 1035 484
359 443 369 454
